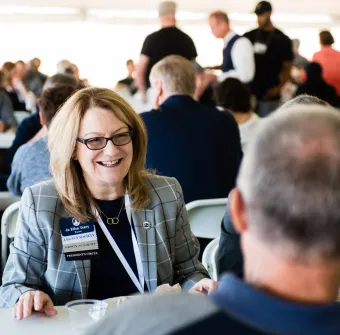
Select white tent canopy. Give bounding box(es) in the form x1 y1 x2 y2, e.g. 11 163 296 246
0 0 338 27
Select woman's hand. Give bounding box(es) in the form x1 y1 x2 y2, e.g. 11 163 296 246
13 290 58 320
188 279 219 296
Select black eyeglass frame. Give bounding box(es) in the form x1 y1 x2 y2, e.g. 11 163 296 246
76 130 133 150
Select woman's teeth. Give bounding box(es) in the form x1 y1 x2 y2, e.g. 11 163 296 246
100 159 120 167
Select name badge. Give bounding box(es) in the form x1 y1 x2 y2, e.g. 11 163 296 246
254 42 267 55
60 218 100 261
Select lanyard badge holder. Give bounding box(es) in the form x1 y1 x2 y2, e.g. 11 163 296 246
94 194 145 294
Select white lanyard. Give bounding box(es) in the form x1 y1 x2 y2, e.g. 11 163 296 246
94 194 144 293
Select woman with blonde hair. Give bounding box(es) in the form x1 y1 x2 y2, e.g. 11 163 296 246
0 87 211 319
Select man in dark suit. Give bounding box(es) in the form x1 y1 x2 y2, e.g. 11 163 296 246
140 55 242 204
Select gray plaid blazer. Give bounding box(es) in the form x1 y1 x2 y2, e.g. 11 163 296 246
0 175 208 307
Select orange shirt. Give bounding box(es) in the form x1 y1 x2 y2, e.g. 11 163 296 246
312 47 340 96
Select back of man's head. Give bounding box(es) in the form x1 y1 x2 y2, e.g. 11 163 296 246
158 1 176 18
39 84 77 129
43 73 78 92
238 105 340 262
150 55 196 97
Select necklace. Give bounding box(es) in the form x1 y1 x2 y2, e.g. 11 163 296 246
99 199 125 225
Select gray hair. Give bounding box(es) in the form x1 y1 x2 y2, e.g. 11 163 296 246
150 55 196 97
281 94 329 109
158 1 176 17
238 105 340 261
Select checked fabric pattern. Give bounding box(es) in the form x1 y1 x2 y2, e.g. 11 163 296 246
0 175 208 307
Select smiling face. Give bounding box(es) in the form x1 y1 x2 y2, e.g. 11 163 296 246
76 106 133 199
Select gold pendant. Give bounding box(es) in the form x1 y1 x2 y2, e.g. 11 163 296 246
107 217 119 225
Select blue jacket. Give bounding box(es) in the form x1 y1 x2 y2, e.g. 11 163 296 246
141 95 242 204
6 112 41 171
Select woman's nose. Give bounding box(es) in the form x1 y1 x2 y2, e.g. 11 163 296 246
103 139 120 155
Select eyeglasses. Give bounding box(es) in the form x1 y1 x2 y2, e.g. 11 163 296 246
77 131 133 150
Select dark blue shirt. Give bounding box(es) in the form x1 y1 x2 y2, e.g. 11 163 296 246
87 198 139 299
173 274 340 334
141 95 242 204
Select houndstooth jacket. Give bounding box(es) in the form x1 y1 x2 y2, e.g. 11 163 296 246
0 175 208 307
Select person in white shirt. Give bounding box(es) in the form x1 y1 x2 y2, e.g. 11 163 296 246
214 78 260 154
208 11 255 84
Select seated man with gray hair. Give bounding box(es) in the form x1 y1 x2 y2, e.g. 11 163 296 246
140 55 242 204
87 104 340 334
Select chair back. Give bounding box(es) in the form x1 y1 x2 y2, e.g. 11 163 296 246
202 237 220 281
186 198 228 239
1 201 20 274
14 111 30 124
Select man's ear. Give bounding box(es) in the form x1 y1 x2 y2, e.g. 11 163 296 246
230 188 248 234
39 111 45 127
153 79 163 109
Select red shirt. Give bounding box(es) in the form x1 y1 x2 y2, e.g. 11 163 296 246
313 46 340 96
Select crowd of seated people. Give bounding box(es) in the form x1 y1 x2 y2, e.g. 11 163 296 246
0 1 339 334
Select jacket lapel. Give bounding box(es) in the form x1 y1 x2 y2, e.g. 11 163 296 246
131 208 157 292
74 259 91 298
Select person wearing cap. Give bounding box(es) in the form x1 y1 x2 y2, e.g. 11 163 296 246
312 30 340 96
207 11 255 84
135 1 197 105
244 1 293 117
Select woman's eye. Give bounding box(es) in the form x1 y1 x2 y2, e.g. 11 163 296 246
87 138 103 143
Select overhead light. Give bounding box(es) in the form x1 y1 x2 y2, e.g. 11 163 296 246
229 13 256 22
89 8 208 21
0 6 81 15
88 9 158 20
272 14 332 23
176 12 208 20
230 12 332 24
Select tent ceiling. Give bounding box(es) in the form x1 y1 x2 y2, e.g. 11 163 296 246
0 0 339 15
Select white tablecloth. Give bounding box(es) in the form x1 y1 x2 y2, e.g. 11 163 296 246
0 306 71 335
0 297 128 335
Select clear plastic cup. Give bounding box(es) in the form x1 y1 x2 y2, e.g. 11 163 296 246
65 299 108 334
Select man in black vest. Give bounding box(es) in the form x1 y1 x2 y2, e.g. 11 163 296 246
207 11 255 85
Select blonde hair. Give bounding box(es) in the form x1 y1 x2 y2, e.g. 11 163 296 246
150 55 196 97
209 10 229 23
48 87 150 222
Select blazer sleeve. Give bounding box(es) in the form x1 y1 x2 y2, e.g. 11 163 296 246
0 187 48 307
172 178 209 290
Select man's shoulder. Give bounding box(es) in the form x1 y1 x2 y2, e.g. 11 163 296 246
145 28 167 41
174 27 194 39
243 28 258 39
274 28 291 41
16 113 40 132
17 137 48 158
87 294 220 335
